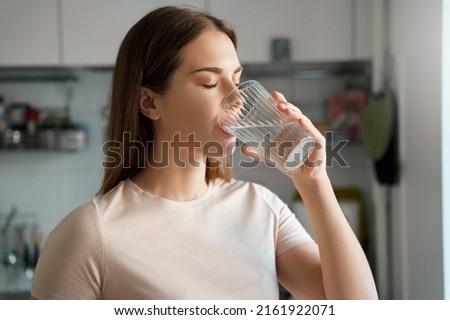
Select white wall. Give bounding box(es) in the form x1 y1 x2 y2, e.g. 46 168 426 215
389 0 444 299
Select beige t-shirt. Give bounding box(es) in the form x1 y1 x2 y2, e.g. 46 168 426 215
32 178 313 299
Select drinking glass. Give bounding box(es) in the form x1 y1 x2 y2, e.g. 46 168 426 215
219 80 314 171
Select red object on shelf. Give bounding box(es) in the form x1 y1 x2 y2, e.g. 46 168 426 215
328 90 368 141
25 106 40 122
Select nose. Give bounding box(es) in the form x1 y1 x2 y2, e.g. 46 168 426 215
221 81 242 110
219 81 244 126
225 79 238 94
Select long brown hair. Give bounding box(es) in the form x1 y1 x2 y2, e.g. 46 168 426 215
99 6 237 195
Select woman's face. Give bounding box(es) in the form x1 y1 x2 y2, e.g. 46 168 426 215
152 29 242 158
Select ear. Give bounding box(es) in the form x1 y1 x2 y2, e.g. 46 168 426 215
139 86 161 120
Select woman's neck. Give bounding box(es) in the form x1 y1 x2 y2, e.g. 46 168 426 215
132 160 209 202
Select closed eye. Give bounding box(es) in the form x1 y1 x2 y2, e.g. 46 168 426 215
202 83 239 89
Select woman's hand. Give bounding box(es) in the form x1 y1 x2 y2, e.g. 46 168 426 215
240 91 378 299
241 91 328 190
268 92 378 299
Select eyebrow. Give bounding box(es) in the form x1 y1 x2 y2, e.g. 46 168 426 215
190 66 243 74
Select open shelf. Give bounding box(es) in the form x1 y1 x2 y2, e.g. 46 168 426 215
0 67 79 83
242 60 371 80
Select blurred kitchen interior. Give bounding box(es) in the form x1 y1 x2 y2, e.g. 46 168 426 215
0 0 449 300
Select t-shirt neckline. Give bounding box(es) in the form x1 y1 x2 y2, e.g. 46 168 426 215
125 178 215 208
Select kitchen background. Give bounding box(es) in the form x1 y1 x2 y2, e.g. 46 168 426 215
0 0 448 300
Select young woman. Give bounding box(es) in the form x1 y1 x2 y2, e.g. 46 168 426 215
31 6 377 300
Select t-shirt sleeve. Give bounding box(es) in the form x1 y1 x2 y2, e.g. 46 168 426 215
31 202 103 299
252 182 314 256
276 204 314 256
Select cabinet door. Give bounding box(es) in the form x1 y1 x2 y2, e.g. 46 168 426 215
0 0 59 66
61 0 205 66
210 0 354 63
354 0 372 60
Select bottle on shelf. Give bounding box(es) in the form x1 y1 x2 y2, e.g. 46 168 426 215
24 106 40 149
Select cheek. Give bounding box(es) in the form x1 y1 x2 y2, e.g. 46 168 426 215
164 91 217 135
176 89 217 120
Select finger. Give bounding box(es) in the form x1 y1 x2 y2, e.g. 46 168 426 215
279 103 303 122
297 115 325 144
272 91 288 104
272 91 303 116
283 107 303 121
272 92 289 111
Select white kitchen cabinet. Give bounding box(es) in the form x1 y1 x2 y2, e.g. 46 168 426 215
354 0 372 60
61 0 205 66
209 0 370 63
0 0 371 67
0 0 60 66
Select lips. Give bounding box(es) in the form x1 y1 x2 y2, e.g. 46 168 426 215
218 125 234 138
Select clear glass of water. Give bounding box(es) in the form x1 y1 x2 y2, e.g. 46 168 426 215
219 80 314 172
